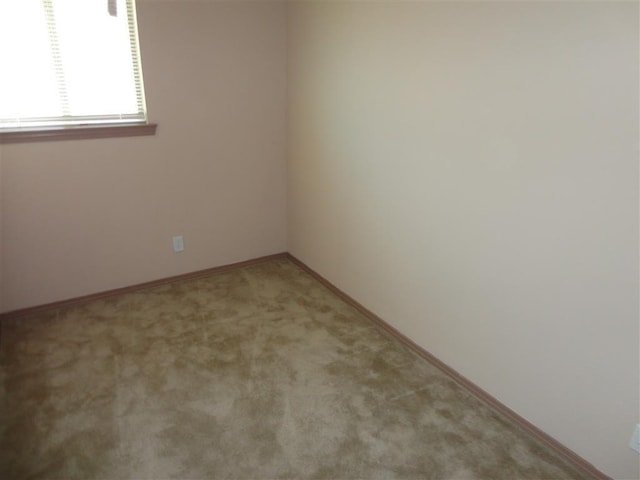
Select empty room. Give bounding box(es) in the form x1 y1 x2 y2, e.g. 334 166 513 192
0 0 638 479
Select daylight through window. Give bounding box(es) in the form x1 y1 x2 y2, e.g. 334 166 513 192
0 0 148 129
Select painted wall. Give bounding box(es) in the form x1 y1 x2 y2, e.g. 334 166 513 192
1 0 287 312
287 2 639 478
0 144 4 312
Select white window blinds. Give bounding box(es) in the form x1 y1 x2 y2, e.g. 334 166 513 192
0 0 148 129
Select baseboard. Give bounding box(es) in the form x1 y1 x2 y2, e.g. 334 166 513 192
285 253 611 480
0 252 289 321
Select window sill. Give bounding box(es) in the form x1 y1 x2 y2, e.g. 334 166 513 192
0 123 157 144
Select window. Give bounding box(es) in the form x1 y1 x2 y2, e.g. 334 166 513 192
0 0 155 141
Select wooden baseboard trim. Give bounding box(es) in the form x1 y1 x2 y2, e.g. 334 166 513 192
286 253 610 480
0 252 289 321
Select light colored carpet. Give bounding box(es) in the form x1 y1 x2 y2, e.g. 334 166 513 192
1 258 590 479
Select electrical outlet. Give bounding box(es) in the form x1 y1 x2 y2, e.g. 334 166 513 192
630 424 640 454
172 235 184 253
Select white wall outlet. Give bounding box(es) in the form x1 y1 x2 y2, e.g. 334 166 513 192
172 235 184 253
630 424 640 454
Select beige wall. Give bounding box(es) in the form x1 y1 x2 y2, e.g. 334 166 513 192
287 2 639 478
0 144 4 312
1 0 287 312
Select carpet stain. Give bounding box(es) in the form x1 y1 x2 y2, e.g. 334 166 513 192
1 258 591 479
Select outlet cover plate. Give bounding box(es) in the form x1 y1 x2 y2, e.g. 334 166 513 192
172 235 184 253
631 424 640 454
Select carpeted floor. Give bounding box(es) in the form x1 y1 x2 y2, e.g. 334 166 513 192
1 257 590 479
